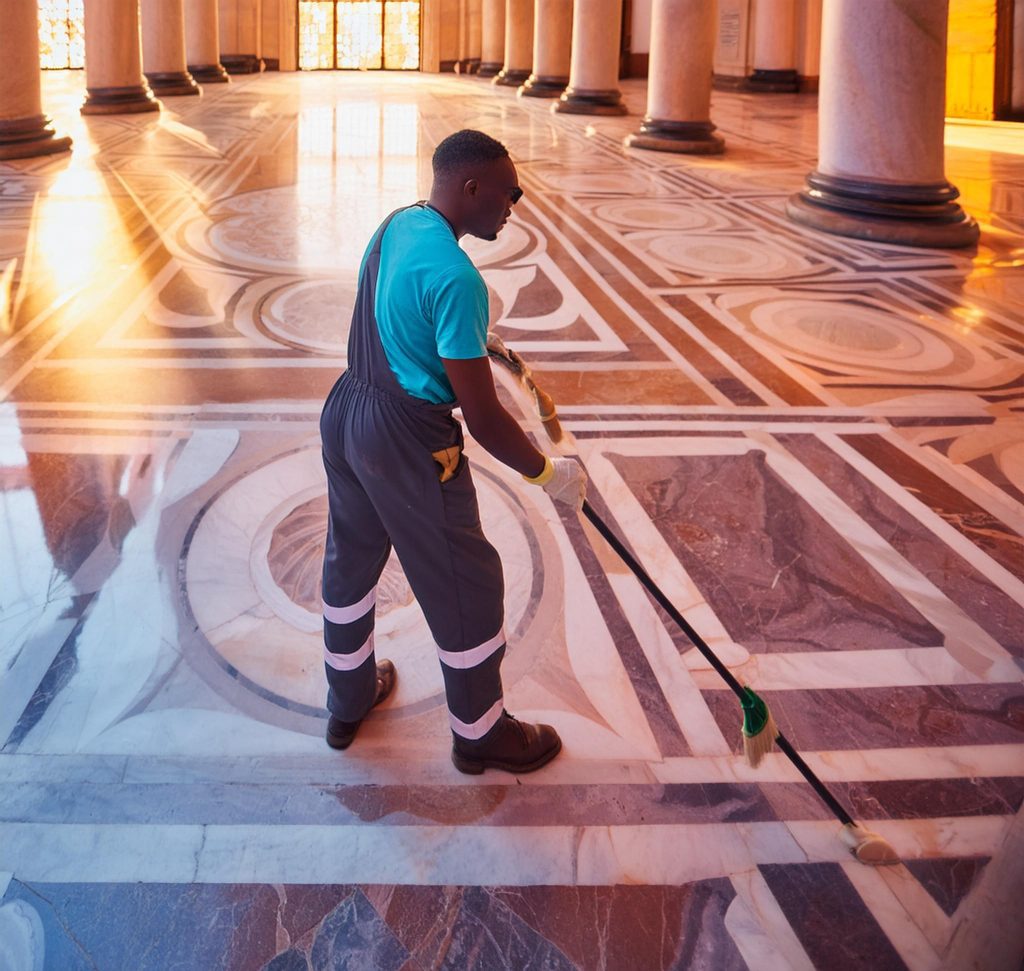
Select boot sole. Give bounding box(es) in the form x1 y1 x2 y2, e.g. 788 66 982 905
451 737 562 775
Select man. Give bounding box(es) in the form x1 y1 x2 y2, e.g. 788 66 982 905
319 129 587 774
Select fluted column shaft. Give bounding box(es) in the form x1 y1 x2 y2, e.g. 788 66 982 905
750 0 798 90
625 0 723 153
494 0 534 86
479 0 506 75
0 0 72 160
142 0 201 96
520 0 572 97
82 0 161 115
787 0 978 247
186 0 230 82
554 0 625 114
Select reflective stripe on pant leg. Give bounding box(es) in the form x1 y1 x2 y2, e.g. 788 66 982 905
437 627 506 739
320 436 391 722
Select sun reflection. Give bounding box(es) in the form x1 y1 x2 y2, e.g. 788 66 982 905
296 101 420 267
33 163 129 296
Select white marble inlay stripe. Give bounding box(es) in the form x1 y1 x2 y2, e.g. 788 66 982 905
751 432 1017 677
518 194 735 407
727 870 816 971
35 358 347 369
686 647 1022 691
564 420 892 434
2 744 1020 788
1 818 1007 886
877 429 1024 533
819 431 1024 604
841 862 944 971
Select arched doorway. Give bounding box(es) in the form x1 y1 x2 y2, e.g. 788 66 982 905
298 0 421 70
38 0 85 69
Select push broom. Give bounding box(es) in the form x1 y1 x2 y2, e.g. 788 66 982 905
486 332 898 866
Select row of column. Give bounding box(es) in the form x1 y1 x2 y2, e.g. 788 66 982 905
0 0 231 161
476 0 977 247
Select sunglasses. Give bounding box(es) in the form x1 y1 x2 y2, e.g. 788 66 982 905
510 186 524 204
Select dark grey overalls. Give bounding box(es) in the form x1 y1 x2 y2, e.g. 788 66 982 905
319 205 507 740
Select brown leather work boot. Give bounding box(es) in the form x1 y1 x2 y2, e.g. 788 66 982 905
326 659 396 750
451 710 562 775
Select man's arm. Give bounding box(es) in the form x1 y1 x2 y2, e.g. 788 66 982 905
441 356 547 478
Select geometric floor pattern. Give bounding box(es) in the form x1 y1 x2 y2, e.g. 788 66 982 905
1 70 1022 970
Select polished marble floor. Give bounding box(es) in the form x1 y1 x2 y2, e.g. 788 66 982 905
1 69 1023 970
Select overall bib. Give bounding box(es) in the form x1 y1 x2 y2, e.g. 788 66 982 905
319 205 507 740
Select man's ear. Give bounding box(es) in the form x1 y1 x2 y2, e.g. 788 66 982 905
462 178 479 198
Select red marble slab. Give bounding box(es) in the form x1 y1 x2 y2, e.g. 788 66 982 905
759 863 908 970
778 433 1024 658
704 684 1024 750
606 451 942 654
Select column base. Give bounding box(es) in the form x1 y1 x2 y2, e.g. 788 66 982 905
747 68 800 92
518 74 568 98
493 68 530 87
553 87 627 116
786 171 980 248
625 118 724 155
188 62 231 83
477 61 503 78
82 84 161 115
0 114 72 161
145 71 202 96
221 54 263 74
712 73 749 91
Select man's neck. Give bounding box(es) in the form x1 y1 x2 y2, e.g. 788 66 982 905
425 196 463 238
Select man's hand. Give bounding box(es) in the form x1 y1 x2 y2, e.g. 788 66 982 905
523 455 587 508
441 356 547 478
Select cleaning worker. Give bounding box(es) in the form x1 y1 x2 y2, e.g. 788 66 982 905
319 129 588 774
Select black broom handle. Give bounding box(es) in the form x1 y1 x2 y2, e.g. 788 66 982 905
581 500 746 698
581 500 856 828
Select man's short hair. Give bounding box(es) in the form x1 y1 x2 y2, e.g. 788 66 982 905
432 129 509 181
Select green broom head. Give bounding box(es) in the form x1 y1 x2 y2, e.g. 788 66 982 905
740 686 777 768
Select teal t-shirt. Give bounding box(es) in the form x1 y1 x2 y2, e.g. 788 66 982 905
370 205 489 404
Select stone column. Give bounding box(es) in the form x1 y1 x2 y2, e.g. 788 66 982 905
186 0 231 82
0 1 72 159
494 0 534 86
795 0 822 92
141 0 201 96
82 0 161 114
463 0 483 72
479 0 507 75
787 0 978 247
554 0 626 114
749 0 798 91
625 0 723 153
520 0 572 97
220 0 264 74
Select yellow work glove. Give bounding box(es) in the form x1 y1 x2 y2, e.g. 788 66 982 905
523 456 587 509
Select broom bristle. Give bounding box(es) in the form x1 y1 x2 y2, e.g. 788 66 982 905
740 686 777 768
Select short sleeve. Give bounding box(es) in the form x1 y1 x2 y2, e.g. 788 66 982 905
430 262 489 360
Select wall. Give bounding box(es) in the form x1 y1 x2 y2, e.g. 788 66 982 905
946 0 997 118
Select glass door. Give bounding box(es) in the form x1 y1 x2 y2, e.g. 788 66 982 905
298 0 420 71
38 0 85 69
